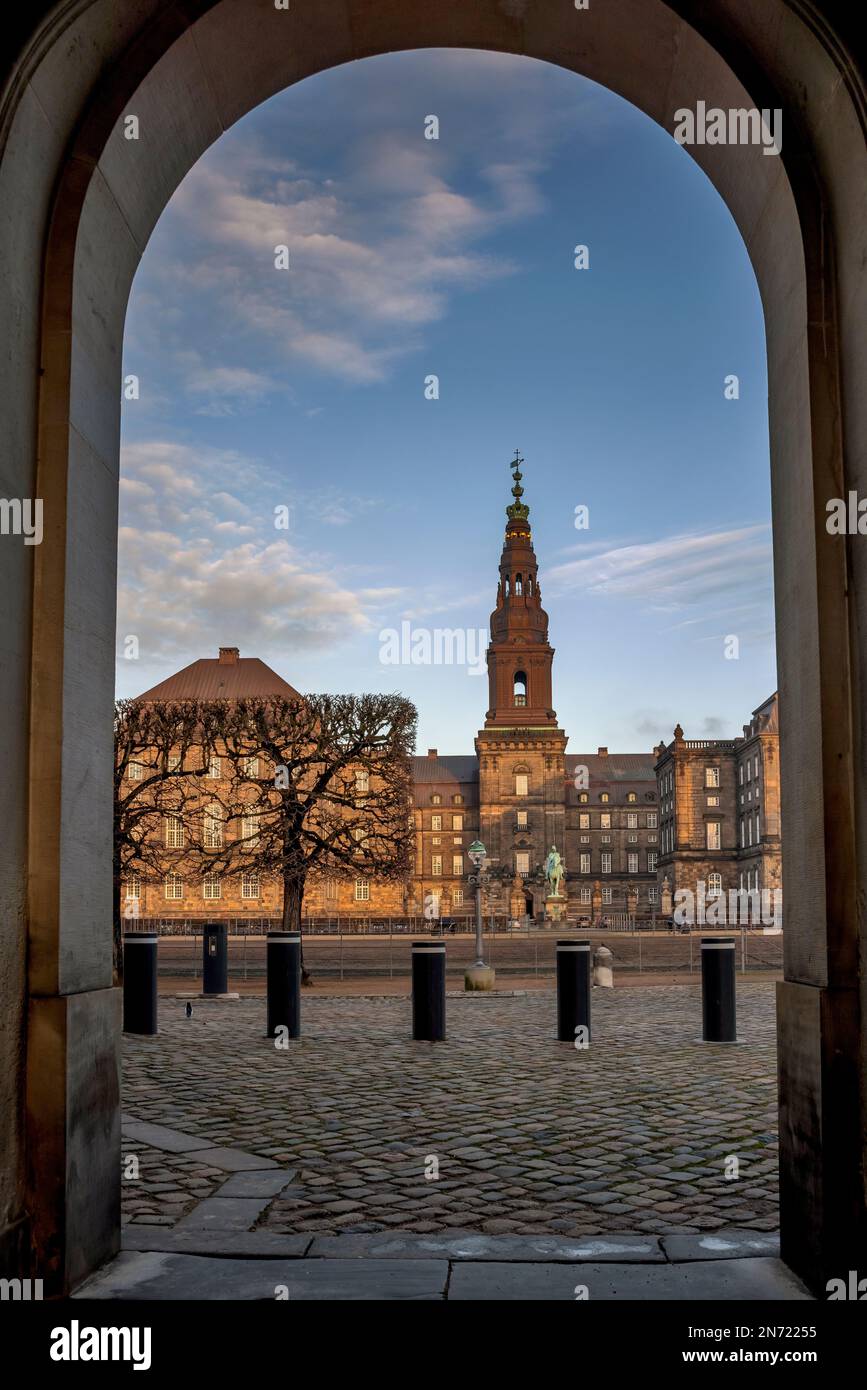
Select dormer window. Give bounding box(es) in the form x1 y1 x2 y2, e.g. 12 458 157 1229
514 670 527 707
431 794 442 806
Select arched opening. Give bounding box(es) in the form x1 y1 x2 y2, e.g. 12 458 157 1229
1 0 863 1297
513 671 528 708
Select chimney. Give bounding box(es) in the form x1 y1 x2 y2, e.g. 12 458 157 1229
427 748 438 758
218 647 240 664
597 746 608 756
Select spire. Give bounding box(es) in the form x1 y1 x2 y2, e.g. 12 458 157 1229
507 449 529 524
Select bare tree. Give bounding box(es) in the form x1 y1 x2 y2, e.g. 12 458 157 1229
208 693 417 982
113 699 220 978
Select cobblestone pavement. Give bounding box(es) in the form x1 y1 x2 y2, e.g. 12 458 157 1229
122 983 779 1238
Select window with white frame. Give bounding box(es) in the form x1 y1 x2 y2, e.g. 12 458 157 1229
452 814 463 831
241 814 259 846
515 773 529 797
431 855 442 876
627 852 639 873
241 872 260 900
431 794 441 806
600 813 611 830
355 769 369 795
325 878 338 900
204 805 223 848
600 792 610 803
601 852 612 874
452 794 463 805
580 834 590 843
164 815 184 849
648 851 658 873
602 886 613 903
627 791 637 803
516 851 530 875
708 872 723 897
125 875 141 900
354 879 369 902
453 888 464 906
648 885 658 903
580 853 591 874
580 886 591 903
739 764 745 784
128 761 143 781
705 766 720 787
517 810 528 827
168 752 181 771
647 812 657 828
452 855 464 876
164 873 183 900
628 833 638 843
706 821 722 851
207 754 221 779
579 813 590 830
431 815 442 831
707 795 720 807
626 812 638 829
754 755 759 778
243 756 260 778
203 873 221 900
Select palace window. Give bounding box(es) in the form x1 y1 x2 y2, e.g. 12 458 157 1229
708 873 723 897
627 812 638 828
513 670 527 707
243 756 259 778
452 855 464 876
648 852 658 873
354 880 369 902
164 815 185 849
648 886 658 904
647 812 657 828
168 752 181 771
517 810 528 828
355 769 370 795
580 886 591 903
432 837 441 845
602 886 613 904
325 878 338 901
241 872 260 900
431 794 442 806
580 835 590 844
578 792 589 804
431 855 442 876
203 873 221 901
628 853 639 873
601 852 612 874
580 853 591 874
204 805 223 849
600 813 611 830
453 888 464 906
601 834 611 843
207 754 221 779
164 874 184 900
628 833 638 843
706 821 722 851
627 791 637 803
579 813 590 830
241 814 259 846
452 814 463 831
707 795 720 807
705 767 720 788
516 851 530 876
125 875 141 900
452 794 463 805
128 761 143 781
515 773 529 797
431 815 442 831
600 792 610 803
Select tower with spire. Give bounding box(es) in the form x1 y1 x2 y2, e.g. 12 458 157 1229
475 453 568 903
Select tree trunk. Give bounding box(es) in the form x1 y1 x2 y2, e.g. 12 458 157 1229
282 870 311 985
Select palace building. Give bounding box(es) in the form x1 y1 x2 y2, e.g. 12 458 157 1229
126 459 779 926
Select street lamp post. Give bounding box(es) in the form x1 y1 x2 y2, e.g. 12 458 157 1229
466 840 495 991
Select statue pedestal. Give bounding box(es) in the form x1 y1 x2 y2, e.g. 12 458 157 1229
544 896 566 922
464 965 495 992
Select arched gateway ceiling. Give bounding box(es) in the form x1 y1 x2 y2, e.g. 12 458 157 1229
0 0 865 1294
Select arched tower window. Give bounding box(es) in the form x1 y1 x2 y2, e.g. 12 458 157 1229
527 575 534 595
504 577 510 597
513 671 527 707
515 573 523 595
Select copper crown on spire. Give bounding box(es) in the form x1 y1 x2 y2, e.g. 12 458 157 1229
506 449 530 522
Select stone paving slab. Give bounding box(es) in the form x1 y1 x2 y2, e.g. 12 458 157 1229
308 1233 665 1262
217 1170 298 1199
74 1251 449 1300
448 1258 811 1301
122 1228 312 1257
123 1120 207 1154
661 1230 780 1261
174 1197 269 1232
183 1146 278 1172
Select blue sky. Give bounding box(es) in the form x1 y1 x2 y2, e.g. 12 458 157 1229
118 48 775 753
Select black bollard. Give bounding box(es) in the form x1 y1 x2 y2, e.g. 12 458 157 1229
123 932 158 1035
556 938 591 1043
701 936 737 1041
412 940 446 1041
202 921 228 995
267 931 301 1039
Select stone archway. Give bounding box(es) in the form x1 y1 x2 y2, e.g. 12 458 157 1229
0 0 865 1294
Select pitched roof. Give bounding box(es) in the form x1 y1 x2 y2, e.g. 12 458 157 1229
134 650 300 702
565 752 657 782
411 754 479 784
